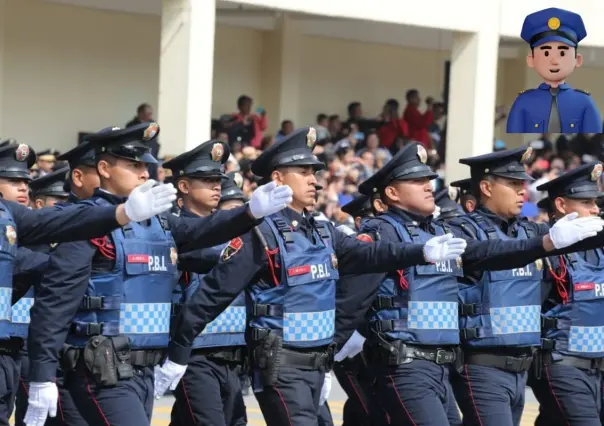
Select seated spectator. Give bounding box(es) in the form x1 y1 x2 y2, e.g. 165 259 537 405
223 95 267 148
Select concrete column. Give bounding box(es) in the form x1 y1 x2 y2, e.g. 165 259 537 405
158 0 216 155
260 13 303 128
445 5 500 182
0 0 7 136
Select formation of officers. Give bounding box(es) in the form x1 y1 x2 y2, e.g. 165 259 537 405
0 123 601 426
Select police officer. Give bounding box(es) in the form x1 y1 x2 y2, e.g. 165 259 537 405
165 142 248 426
449 148 604 426
155 127 468 426
335 143 603 426
0 138 172 426
450 178 476 214
24 124 292 426
219 171 248 210
434 187 465 221
0 142 33 207
529 163 604 426
507 8 602 133
334 194 390 426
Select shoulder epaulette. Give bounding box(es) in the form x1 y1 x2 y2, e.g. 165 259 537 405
574 88 591 96
518 88 535 95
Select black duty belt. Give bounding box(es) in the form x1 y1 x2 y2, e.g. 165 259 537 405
542 352 604 371
373 341 456 366
465 353 532 373
192 347 245 363
0 338 23 355
129 350 164 367
280 347 334 370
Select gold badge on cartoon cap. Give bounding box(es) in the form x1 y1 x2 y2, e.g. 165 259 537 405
142 123 159 140
307 127 317 149
5 226 16 245
170 247 178 265
591 164 603 181
448 186 459 201
535 258 543 271
14 144 30 162
548 17 561 30
211 143 224 162
331 253 338 269
417 145 428 164
233 172 243 189
521 147 533 163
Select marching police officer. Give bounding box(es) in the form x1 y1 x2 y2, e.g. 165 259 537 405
507 8 602 133
335 143 603 426
0 141 33 207
434 187 465 221
450 178 476 214
449 148 604 426
155 127 468 426
529 163 604 426
0 139 170 426
24 123 292 426
165 142 248 426
219 171 248 210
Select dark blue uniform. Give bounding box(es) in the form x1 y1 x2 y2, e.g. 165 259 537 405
530 163 604 426
169 129 431 426
164 144 248 426
507 8 602 134
0 143 131 426
26 126 263 426
336 144 580 426
448 150 604 426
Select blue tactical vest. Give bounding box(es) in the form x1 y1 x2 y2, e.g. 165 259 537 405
366 213 462 345
67 202 179 349
542 249 604 358
457 212 542 347
247 214 339 348
0 202 18 339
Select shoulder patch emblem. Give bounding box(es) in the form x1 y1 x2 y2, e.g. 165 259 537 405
5 226 16 245
574 88 591 96
356 233 373 243
221 237 243 262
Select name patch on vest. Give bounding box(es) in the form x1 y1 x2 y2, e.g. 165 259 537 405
127 254 168 271
287 263 332 279
574 282 604 297
288 265 310 276
512 265 533 277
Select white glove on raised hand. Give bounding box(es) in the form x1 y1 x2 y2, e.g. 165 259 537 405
154 359 187 399
124 180 177 222
334 331 366 362
24 382 58 426
319 371 332 406
549 213 604 249
423 233 467 263
248 181 293 219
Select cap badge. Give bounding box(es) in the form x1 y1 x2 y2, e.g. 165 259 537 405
591 163 603 181
417 145 428 164
548 17 561 30
307 127 317 149
211 143 224 162
233 172 243 189
14 144 30 162
521 147 533 163
448 186 459 201
142 123 159 140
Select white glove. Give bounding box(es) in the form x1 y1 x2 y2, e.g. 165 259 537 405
423 233 467 263
248 181 293 219
319 371 332 406
433 205 441 219
334 331 366 362
124 180 177 222
154 359 187 399
24 382 58 426
548 212 604 249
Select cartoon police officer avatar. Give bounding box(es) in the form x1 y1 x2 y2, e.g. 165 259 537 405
506 8 602 134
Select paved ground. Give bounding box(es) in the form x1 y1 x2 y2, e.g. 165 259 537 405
149 383 541 426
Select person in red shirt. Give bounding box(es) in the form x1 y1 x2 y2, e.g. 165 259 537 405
403 89 434 149
226 95 268 149
376 99 409 152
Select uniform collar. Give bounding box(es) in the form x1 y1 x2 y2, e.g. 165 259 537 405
388 206 433 227
93 188 127 205
476 205 519 234
279 207 314 231
538 83 571 91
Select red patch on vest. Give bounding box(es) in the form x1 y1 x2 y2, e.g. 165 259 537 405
356 233 373 243
127 254 149 263
221 237 243 262
574 282 595 292
288 265 311 277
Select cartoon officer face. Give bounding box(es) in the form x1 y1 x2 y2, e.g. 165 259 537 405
527 42 583 85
